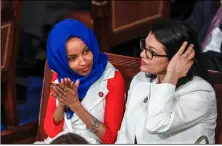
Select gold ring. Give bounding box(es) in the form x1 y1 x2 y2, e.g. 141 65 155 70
64 87 68 92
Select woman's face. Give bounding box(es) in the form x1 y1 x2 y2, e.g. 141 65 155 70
66 37 93 76
140 32 169 76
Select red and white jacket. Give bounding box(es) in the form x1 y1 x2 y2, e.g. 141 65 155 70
44 62 126 144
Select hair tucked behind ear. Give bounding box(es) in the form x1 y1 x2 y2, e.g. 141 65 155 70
50 133 89 144
149 19 209 88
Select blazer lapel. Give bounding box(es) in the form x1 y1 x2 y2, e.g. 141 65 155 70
82 80 109 112
126 82 151 117
71 62 115 122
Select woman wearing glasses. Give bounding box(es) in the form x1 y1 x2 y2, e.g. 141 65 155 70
115 20 217 144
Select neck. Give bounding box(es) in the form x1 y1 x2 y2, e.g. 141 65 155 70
157 74 165 84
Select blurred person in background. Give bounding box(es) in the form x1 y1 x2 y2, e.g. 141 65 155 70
185 0 222 72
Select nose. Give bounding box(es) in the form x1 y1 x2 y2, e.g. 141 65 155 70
140 49 146 58
78 55 86 66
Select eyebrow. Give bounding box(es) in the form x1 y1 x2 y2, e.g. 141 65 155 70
144 39 157 51
146 44 158 52
67 54 77 58
67 45 88 57
82 45 88 51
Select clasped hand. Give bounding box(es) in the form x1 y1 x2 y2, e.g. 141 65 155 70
50 78 80 111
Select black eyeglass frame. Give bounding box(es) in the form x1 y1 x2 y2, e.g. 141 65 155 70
140 39 168 59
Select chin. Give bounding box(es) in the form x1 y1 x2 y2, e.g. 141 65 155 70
140 65 151 73
140 65 158 75
78 70 91 76
79 66 93 76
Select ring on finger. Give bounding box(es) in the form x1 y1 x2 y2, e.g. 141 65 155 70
63 86 68 92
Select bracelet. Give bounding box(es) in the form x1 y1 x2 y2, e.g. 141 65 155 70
87 117 100 133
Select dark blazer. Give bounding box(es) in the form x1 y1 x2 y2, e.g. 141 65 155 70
185 0 221 43
185 0 222 72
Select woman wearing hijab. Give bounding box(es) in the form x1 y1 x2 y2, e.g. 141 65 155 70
115 20 217 144
42 19 125 144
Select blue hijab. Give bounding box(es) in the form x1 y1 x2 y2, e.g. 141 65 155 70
47 19 108 119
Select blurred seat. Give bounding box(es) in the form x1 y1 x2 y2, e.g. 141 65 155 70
1 0 20 128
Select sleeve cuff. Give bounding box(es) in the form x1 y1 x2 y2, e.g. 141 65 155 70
47 118 64 138
100 129 116 144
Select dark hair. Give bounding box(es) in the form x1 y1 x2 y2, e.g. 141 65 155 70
50 133 89 144
149 19 208 88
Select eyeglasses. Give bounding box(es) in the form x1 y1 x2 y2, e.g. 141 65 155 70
140 39 168 60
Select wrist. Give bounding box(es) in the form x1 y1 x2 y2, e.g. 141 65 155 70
57 104 65 111
70 101 82 112
163 71 179 85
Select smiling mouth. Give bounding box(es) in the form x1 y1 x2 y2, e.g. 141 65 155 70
79 65 90 72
